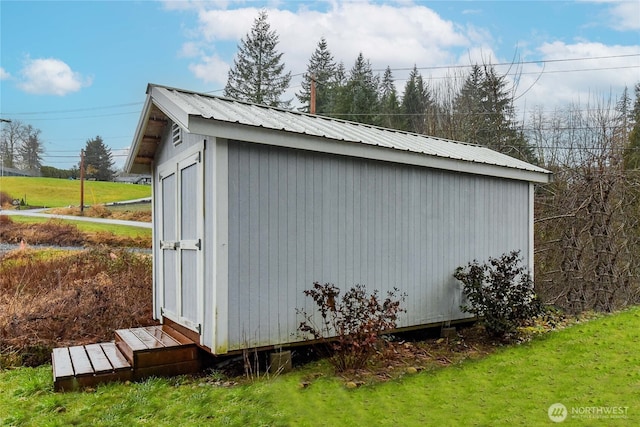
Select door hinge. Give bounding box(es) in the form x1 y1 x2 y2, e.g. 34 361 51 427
196 239 201 250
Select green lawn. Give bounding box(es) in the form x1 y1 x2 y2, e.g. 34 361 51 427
1 307 638 426
0 177 150 208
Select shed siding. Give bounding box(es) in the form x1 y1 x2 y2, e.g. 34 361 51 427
226 141 530 350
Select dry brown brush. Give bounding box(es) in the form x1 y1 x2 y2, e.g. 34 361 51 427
0 248 155 367
0 215 151 248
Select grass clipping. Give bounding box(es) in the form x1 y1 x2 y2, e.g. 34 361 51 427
0 248 155 367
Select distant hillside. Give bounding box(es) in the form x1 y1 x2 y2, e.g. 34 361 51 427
0 177 151 208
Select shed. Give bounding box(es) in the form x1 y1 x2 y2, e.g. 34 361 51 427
125 84 551 355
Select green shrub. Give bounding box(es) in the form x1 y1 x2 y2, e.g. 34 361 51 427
454 250 543 340
297 282 406 372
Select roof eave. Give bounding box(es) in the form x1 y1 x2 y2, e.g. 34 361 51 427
125 85 192 174
189 116 552 183
124 92 154 174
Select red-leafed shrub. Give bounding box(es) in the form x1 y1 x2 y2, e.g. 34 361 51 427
297 282 406 372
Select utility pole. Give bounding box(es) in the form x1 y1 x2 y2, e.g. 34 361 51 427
0 118 11 211
80 149 85 214
310 74 316 115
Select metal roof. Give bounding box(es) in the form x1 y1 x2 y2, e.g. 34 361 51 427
126 84 551 182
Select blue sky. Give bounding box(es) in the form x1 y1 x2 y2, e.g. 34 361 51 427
1 0 639 170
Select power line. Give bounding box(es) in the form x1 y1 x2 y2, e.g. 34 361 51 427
6 102 143 116
5 54 638 118
372 53 640 73
20 111 141 122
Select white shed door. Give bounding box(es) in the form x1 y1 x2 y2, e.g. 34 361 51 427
158 148 204 337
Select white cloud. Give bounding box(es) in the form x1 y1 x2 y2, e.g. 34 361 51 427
18 58 92 96
179 41 202 58
587 0 640 31
0 67 10 80
512 41 639 112
188 54 230 84
580 0 640 31
607 0 640 31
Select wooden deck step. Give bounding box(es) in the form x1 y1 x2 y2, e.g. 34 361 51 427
52 342 132 392
53 325 201 392
115 325 199 375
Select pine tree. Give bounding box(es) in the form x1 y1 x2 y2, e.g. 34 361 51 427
224 10 292 108
334 61 347 87
333 53 379 125
480 65 536 162
297 37 337 114
83 136 115 181
377 67 402 129
454 64 536 163
453 64 484 143
401 66 431 134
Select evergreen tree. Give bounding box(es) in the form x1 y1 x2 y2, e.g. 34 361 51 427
224 10 292 108
401 66 432 134
333 53 379 125
453 64 484 143
454 64 536 163
480 65 536 162
83 136 115 181
334 61 347 87
377 66 403 129
297 37 337 114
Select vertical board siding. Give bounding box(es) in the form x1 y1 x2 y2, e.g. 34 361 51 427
227 142 530 350
180 163 198 321
161 173 177 316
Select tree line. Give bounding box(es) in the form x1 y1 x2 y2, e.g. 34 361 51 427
225 11 640 314
0 122 116 181
224 11 544 163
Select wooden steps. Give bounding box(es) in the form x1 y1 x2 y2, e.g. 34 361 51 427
52 325 200 392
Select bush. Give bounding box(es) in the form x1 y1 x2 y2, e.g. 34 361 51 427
454 251 543 340
0 248 155 367
297 282 405 372
0 191 12 209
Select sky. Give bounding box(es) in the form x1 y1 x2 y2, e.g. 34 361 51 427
1 0 639 170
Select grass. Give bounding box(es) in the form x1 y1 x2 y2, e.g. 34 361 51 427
0 177 150 208
1 307 638 426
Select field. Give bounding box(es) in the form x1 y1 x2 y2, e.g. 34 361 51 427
0 177 151 208
0 177 151 243
1 307 638 426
